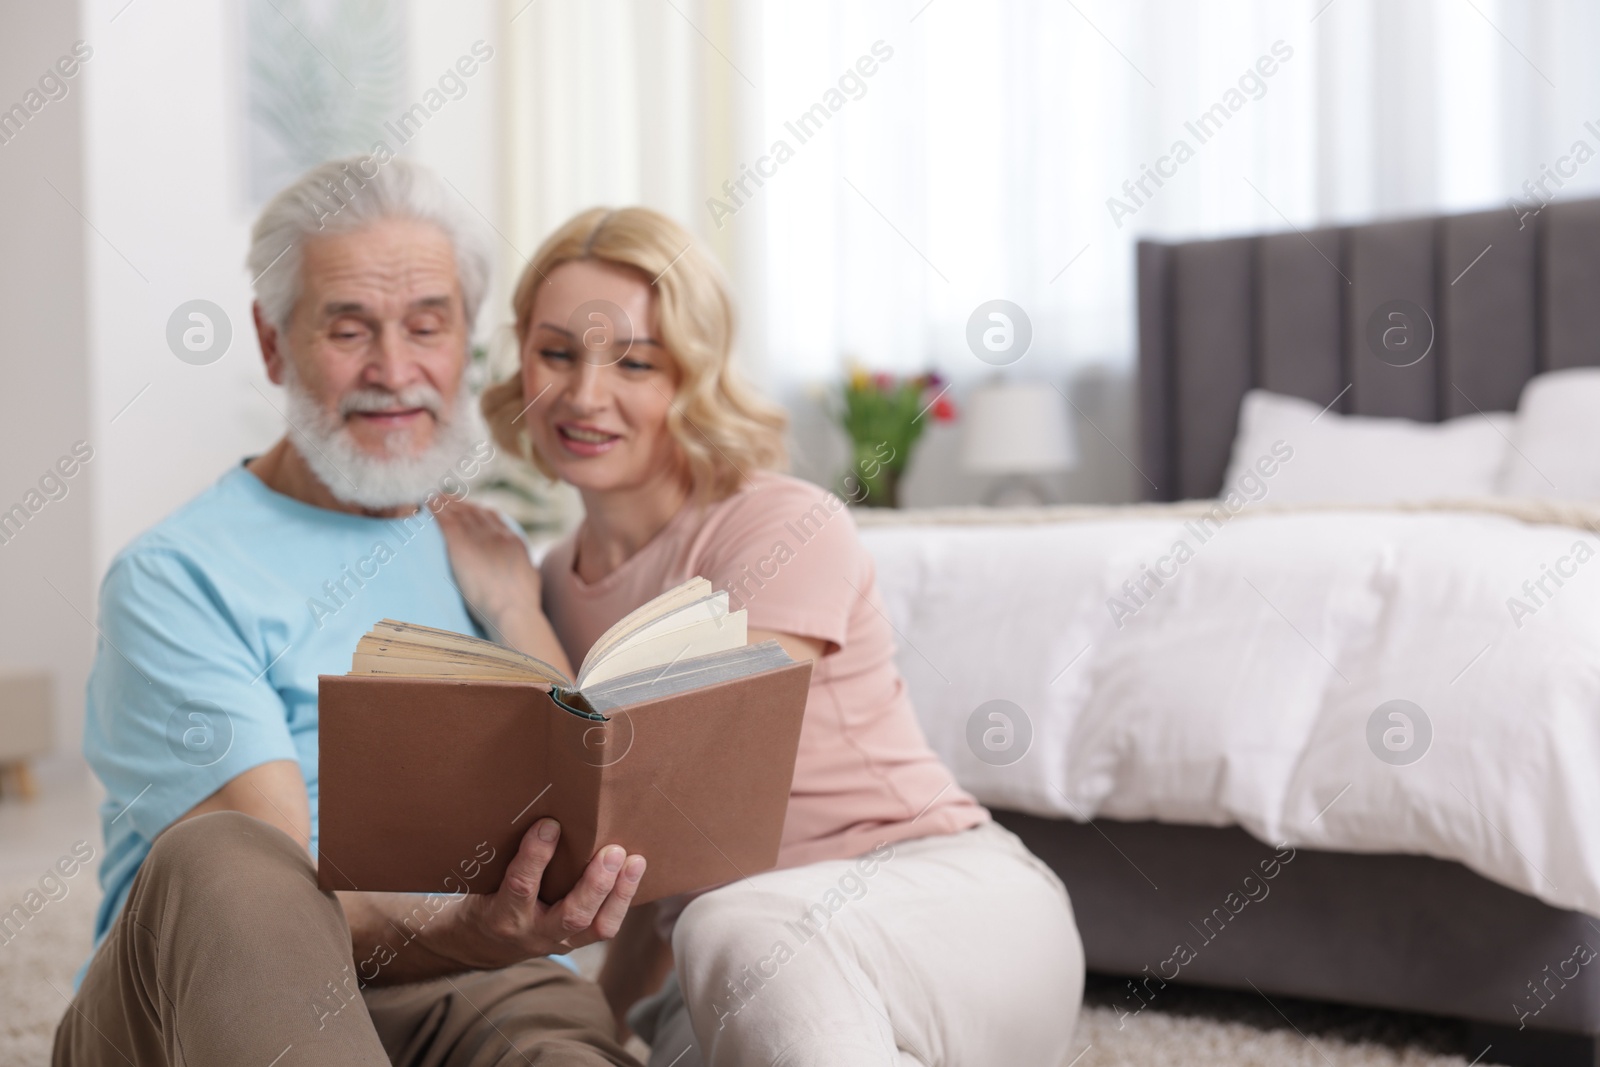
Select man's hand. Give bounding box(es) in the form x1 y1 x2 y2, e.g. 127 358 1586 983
424 818 647 972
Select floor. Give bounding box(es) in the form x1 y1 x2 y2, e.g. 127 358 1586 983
0 764 1523 1067
0 755 101 879
0 756 102 1066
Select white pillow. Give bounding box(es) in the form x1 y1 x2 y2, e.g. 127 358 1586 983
1220 390 1512 505
1497 368 1600 499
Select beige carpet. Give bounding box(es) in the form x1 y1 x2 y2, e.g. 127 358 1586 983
0 875 1505 1067
1 872 95 1066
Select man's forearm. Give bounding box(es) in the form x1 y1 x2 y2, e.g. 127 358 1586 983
338 819 644 987
339 890 477 987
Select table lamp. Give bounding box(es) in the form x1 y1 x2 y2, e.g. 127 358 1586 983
961 380 1077 505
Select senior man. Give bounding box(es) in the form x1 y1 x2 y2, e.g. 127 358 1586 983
54 157 646 1067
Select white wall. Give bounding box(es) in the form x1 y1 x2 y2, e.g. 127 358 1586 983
405 0 508 344
0 0 94 761
83 0 507 582
49 0 504 760
83 0 273 583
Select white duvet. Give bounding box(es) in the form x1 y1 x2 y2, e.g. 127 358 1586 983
857 500 1600 918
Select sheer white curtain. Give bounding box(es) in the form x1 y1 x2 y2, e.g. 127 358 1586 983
737 0 1600 386
498 0 715 306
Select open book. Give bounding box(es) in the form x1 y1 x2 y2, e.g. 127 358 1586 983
350 577 791 716
317 578 813 904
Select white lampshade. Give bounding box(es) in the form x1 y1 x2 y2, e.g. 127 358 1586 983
960 381 1078 474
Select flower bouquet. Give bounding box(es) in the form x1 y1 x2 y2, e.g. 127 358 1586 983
837 366 956 508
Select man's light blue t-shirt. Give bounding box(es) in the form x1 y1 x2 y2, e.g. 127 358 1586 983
83 465 490 969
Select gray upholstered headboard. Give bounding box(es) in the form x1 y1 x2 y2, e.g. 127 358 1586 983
1136 197 1600 501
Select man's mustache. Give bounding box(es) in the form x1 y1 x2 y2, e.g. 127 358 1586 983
339 386 445 420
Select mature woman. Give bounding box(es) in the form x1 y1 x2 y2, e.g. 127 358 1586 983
437 206 1084 1066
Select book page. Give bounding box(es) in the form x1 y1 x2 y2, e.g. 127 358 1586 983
353 619 570 684
584 592 731 669
584 640 793 712
578 576 713 677
349 653 553 681
577 605 747 689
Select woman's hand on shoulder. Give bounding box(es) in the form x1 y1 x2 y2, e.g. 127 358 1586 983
434 499 542 636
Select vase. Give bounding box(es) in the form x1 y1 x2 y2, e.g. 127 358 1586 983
849 458 903 508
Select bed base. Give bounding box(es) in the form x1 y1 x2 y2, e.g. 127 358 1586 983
995 811 1600 1067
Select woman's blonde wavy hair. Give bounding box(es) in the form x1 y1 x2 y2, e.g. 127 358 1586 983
482 207 788 501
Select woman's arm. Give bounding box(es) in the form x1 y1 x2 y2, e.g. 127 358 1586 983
749 629 827 665
435 500 575 676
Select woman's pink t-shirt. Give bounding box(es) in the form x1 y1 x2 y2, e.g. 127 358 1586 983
540 471 988 870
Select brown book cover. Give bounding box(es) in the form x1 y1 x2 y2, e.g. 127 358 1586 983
316 659 812 904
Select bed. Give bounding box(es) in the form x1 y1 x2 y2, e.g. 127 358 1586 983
856 197 1600 1066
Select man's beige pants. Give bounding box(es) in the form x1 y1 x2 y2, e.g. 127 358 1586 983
53 811 640 1067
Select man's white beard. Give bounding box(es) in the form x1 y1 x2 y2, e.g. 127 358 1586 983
281 363 484 510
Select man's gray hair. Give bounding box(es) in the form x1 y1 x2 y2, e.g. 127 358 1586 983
246 156 493 332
